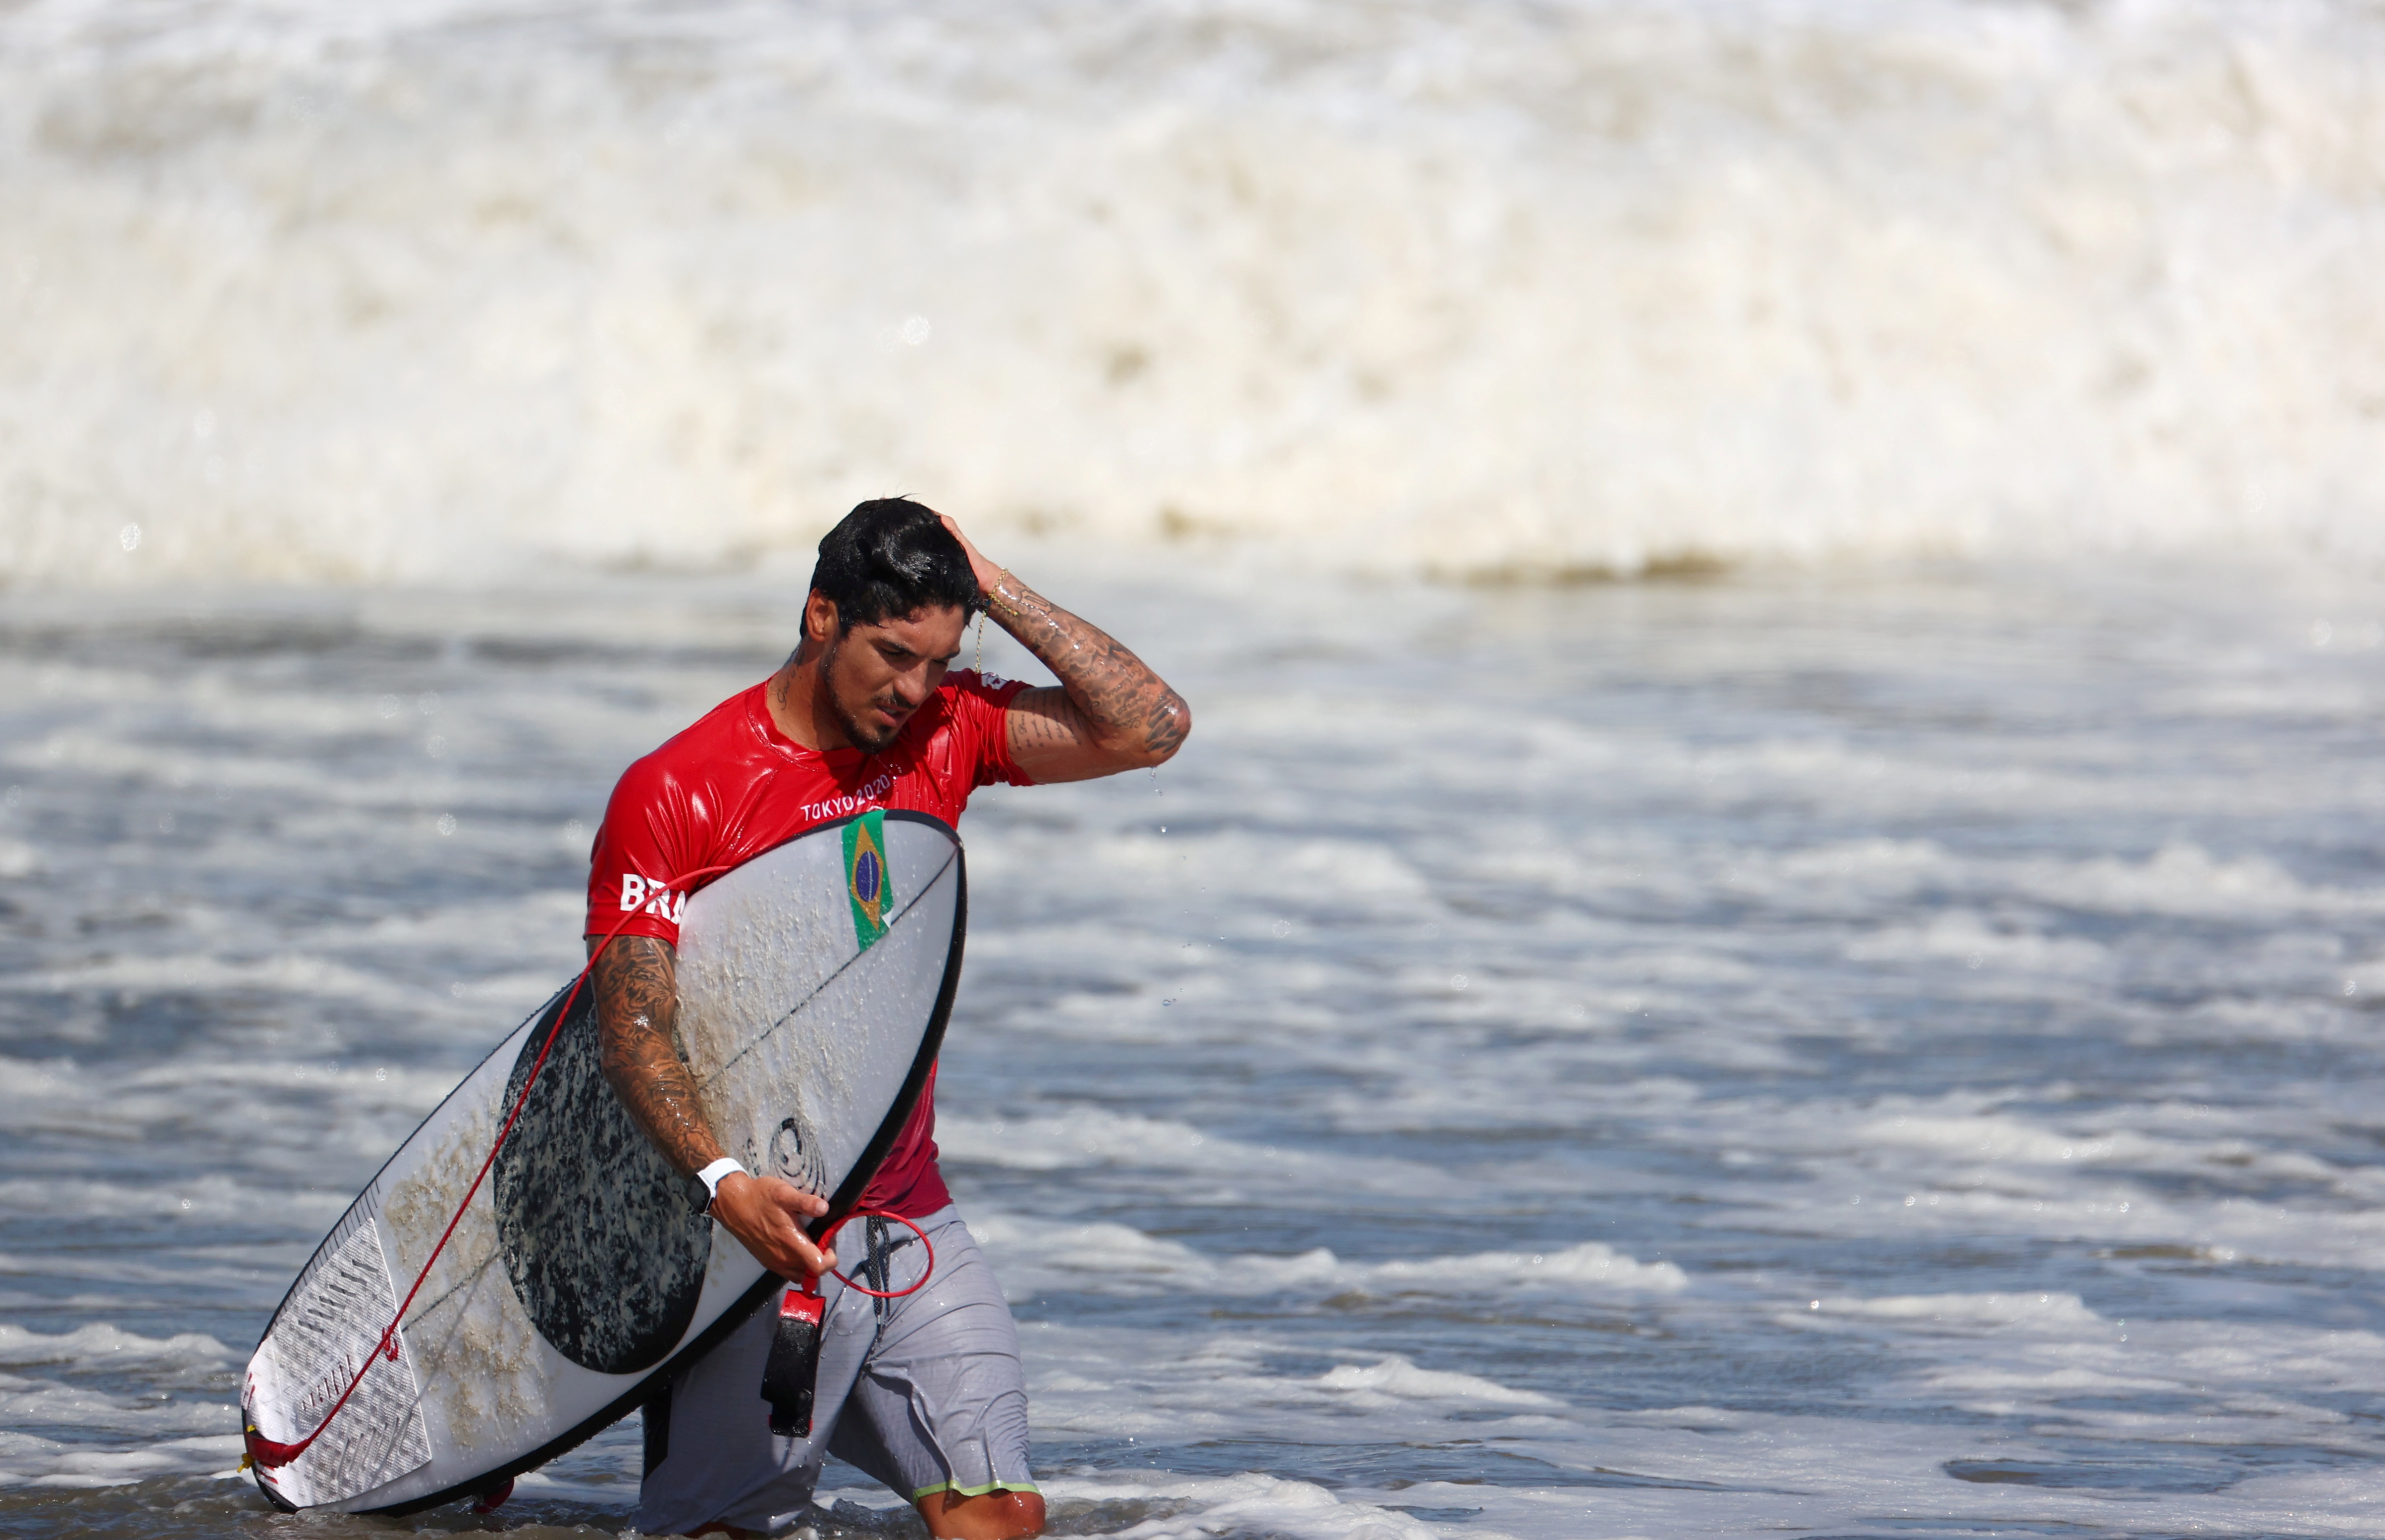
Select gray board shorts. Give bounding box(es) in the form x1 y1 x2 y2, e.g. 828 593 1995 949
633 1206 1035 1536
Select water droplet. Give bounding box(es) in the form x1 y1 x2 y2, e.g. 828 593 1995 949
1271 919 1289 938
1966 953 1982 969
1450 974 1468 990
376 1067 388 1081
1809 1300 1820 1310
2344 980 2359 997
1162 999 1174 1006
118 523 141 552
450 981 466 997
416 691 441 715
180 1198 191 1210
436 813 457 836
898 315 932 346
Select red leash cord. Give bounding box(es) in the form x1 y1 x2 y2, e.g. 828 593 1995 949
247 863 740 1472
823 1208 935 1299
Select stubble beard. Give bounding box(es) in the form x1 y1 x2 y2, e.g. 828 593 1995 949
817 637 901 754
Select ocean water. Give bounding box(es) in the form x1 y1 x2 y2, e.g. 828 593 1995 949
3 549 2385 1538
6 0 2385 1535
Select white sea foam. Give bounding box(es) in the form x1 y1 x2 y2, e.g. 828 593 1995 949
1036 1472 1439 1540
1314 1356 1565 1409
0 1432 246 1490
936 1108 1461 1202
971 1213 1685 1301
2 0 2381 585
1804 1290 2103 1330
0 1324 230 1371
0 1382 230 1437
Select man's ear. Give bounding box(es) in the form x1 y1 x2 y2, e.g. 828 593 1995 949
803 591 839 646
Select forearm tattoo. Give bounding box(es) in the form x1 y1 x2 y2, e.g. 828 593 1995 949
591 935 723 1176
986 571 1190 762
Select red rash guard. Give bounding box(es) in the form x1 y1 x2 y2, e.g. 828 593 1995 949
584 671 1031 1218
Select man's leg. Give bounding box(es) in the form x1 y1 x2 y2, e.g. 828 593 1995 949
825 1210 1042 1539
635 1227 881 1536
916 1487 1046 1540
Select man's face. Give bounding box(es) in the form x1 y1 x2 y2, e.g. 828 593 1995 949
815 603 969 753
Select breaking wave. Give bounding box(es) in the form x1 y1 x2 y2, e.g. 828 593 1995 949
1 0 2380 585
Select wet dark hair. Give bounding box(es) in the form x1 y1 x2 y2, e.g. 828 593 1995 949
807 497 979 635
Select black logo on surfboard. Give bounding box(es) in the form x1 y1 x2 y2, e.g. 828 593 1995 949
769 1116 832 1198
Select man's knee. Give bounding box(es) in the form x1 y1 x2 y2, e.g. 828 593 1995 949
916 1486 1045 1540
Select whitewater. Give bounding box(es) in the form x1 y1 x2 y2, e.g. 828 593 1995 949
5 1 2385 1538
1 0 2382 585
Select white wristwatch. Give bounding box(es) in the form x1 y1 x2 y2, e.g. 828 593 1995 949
693 1158 745 1216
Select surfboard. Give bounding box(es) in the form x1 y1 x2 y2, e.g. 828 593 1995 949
239 808 965 1514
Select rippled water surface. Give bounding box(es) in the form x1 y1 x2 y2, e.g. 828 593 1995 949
5 554 2385 1538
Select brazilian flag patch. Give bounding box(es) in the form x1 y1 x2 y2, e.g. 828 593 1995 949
843 810 891 952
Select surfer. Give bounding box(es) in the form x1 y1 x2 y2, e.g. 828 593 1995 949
584 499 1189 1540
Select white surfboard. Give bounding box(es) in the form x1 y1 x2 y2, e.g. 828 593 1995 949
239 809 965 1514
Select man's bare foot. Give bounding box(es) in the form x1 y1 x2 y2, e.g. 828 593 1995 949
916 1486 1046 1540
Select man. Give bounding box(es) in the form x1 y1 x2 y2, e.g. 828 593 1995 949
583 499 1189 1540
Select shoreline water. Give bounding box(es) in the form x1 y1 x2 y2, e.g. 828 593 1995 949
5 554 2384 1536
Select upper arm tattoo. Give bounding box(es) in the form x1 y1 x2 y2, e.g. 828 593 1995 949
985 572 1191 775
590 935 723 1176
